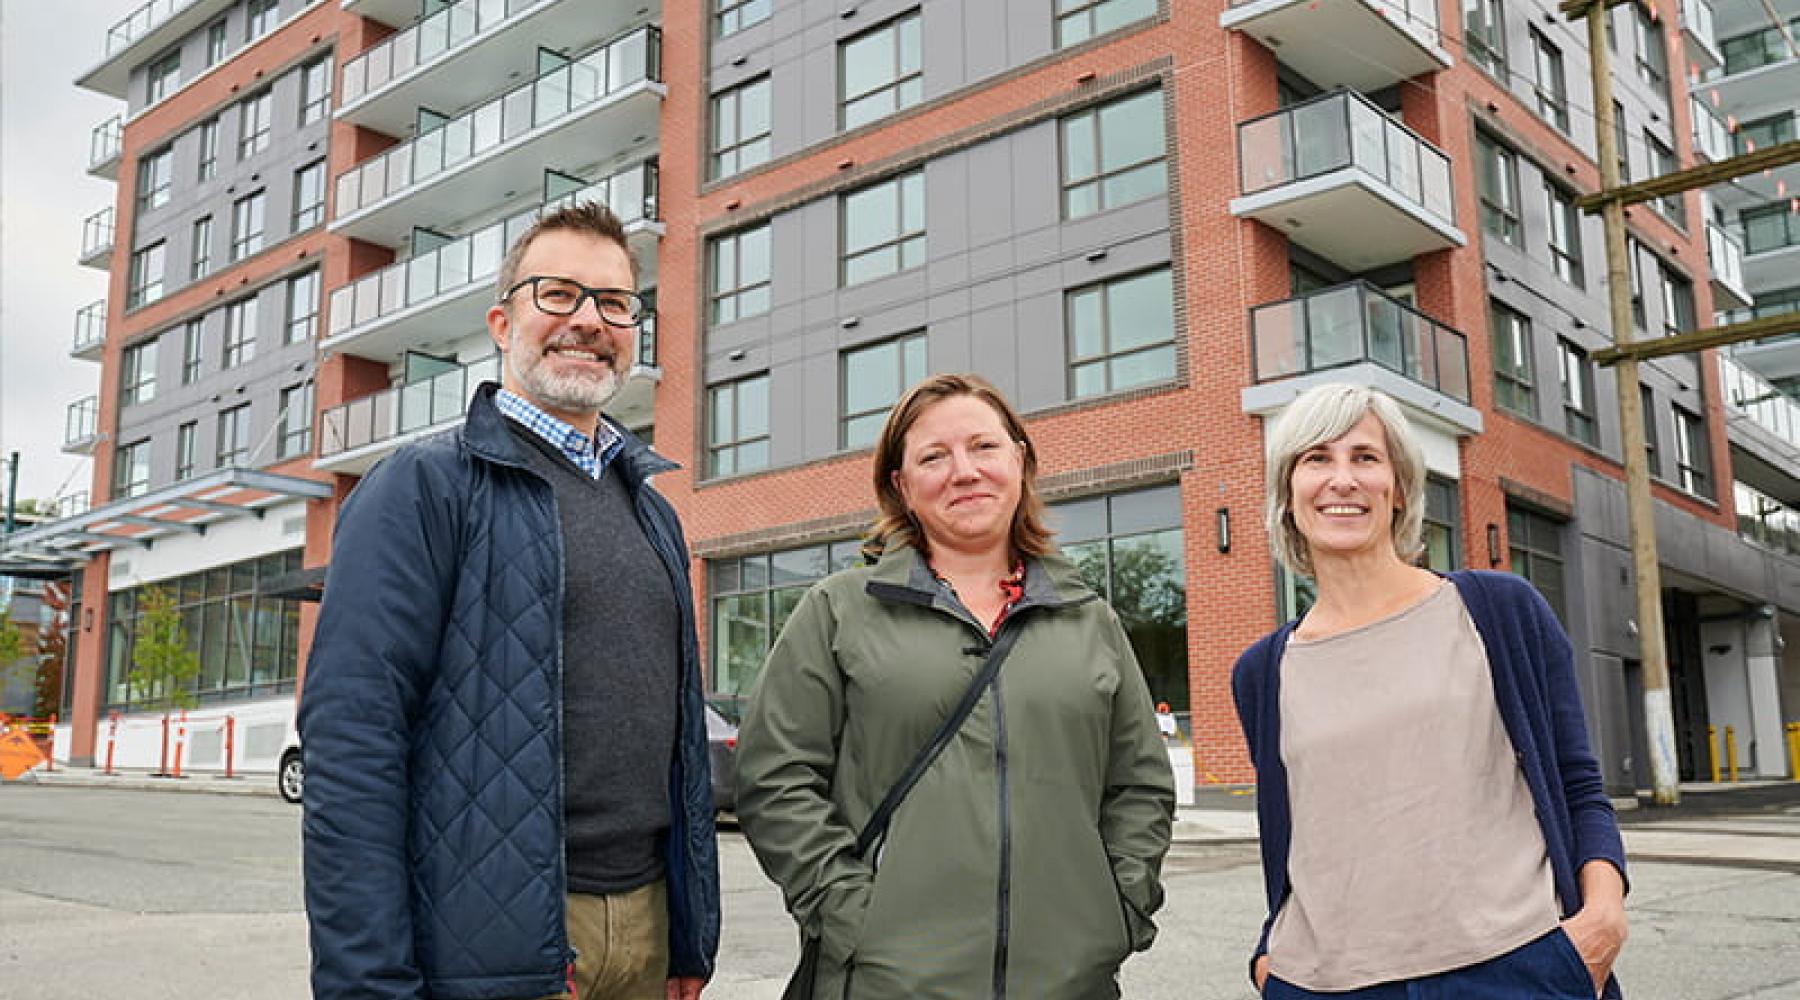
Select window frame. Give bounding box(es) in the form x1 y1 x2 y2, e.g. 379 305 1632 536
1490 299 1536 417
206 19 229 66
292 159 326 231
277 382 313 459
216 402 252 468
707 224 772 325
1464 0 1509 75
137 146 173 214
707 373 771 478
1059 88 1169 220
299 56 331 126
230 190 267 261
1544 179 1584 287
175 421 199 481
1529 28 1569 132
1475 130 1522 247
1507 504 1567 622
1557 338 1597 446
841 169 927 286
1055 0 1158 48
191 215 213 280
112 438 151 500
839 331 927 450
710 75 772 180
247 0 279 42
1066 266 1178 400
715 0 771 37
181 318 204 384
838 11 924 131
222 297 258 369
1673 405 1711 498
197 118 219 181
127 241 167 309
285 270 319 344
147 50 181 104
239 90 273 160
120 339 159 408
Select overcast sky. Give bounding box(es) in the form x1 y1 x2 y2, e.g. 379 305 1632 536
1 0 139 509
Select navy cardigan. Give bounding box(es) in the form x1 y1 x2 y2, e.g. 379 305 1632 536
1231 570 1626 992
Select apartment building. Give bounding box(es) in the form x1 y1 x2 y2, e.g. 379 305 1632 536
5 0 1796 789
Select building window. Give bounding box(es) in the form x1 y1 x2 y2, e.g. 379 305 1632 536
137 147 173 213
1734 112 1795 156
217 403 252 467
1673 405 1711 498
112 439 151 500
191 216 213 280
206 19 229 66
1421 476 1461 572
197 119 219 181
128 242 167 309
1464 0 1508 74
230 191 266 261
286 270 319 344
1529 29 1569 132
299 56 331 125
1475 130 1521 246
247 0 279 41
292 160 326 231
1635 6 1670 102
1056 0 1157 47
1491 300 1535 417
147 50 180 104
1061 89 1167 219
711 76 771 180
1645 132 1683 224
715 0 771 37
1611 100 1630 181
181 318 204 384
239 90 272 159
1742 201 1800 254
1053 483 1188 709
120 339 159 408
1660 265 1695 337
1544 180 1584 287
1557 339 1596 446
1640 385 1660 476
1506 505 1566 622
840 11 922 131
175 421 198 480
709 539 863 698
1068 267 1176 399
1627 237 1646 328
278 383 313 459
223 297 258 369
843 170 926 286
708 374 770 477
841 332 927 449
101 551 305 711
708 224 771 325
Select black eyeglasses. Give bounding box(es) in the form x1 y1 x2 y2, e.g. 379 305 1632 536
501 276 645 327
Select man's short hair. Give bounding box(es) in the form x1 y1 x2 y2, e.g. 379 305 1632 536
495 201 635 303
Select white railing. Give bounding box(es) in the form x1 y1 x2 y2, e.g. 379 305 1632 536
1707 221 1746 293
90 116 123 170
326 159 657 342
1690 95 1731 161
73 300 107 354
341 0 556 105
333 26 660 221
82 207 116 261
318 355 499 458
65 397 98 448
1719 354 1800 445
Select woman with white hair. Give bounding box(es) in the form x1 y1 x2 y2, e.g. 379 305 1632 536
1232 383 1628 999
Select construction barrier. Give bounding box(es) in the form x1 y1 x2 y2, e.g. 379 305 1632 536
1786 722 1799 782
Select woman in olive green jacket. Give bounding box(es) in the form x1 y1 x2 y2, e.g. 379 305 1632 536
736 374 1176 1000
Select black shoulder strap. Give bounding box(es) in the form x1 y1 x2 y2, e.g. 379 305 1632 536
853 624 1026 858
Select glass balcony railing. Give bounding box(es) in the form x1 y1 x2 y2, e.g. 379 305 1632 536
104 0 189 56
1718 18 1800 77
1690 96 1731 161
334 26 661 221
1680 0 1717 50
90 116 123 171
73 299 107 355
81 207 116 261
1736 481 1800 558
326 159 658 343
55 492 90 519
65 397 98 448
1742 201 1800 256
319 356 500 459
1707 221 1746 292
1251 281 1471 402
1720 354 1800 446
341 0 557 105
1238 88 1455 228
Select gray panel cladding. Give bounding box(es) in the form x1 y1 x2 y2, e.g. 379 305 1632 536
124 0 311 117
702 102 1174 476
127 43 332 302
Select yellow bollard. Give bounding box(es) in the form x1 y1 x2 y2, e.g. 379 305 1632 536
1725 726 1739 783
1708 725 1720 784
1786 723 1799 782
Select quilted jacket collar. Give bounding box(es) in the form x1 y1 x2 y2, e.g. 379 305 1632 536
463 380 677 485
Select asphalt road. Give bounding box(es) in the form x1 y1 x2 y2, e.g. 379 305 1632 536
1 785 1797 999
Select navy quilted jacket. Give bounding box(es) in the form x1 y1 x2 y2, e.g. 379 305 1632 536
300 383 720 1000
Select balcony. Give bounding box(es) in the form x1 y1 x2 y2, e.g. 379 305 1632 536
1740 202 1800 292
72 300 107 361
1721 354 1800 449
1680 0 1722 74
331 26 663 248
1707 221 1752 310
1239 281 1481 434
80 207 115 269
317 355 499 475
76 0 235 99
341 0 425 29
1231 89 1465 271
339 0 650 139
89 116 122 180
1219 0 1451 92
1690 95 1731 162
64 397 99 455
324 159 660 362
1708 22 1800 108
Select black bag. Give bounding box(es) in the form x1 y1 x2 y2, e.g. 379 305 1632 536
780 626 1026 1000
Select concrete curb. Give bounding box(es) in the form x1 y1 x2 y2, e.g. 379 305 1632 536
4 766 281 798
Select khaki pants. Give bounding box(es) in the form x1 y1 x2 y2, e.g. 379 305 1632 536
539 880 669 1000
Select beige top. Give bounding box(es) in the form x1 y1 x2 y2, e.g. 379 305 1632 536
1267 583 1560 991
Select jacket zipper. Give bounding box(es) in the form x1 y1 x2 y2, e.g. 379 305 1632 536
990 668 1011 1000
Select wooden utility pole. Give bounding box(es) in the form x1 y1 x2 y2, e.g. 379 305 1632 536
1582 5 1680 805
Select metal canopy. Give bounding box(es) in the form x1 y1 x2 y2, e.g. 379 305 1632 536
0 468 330 576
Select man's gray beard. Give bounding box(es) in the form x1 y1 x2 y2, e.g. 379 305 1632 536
507 349 622 415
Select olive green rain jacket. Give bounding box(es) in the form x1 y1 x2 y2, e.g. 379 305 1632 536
735 544 1176 1000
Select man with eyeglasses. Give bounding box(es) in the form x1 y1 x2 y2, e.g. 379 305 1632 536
301 202 719 1000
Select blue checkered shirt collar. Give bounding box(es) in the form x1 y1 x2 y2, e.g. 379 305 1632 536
494 388 622 478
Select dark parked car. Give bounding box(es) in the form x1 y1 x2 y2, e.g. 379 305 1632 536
706 697 742 815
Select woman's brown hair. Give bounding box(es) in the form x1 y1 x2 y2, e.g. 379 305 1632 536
865 373 1053 560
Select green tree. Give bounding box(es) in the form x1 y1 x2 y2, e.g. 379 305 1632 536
127 586 199 710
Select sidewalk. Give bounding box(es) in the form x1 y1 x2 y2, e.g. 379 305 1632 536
4 763 279 797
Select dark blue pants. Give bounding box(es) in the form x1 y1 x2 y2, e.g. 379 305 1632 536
1264 928 1623 999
